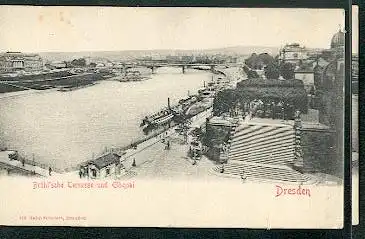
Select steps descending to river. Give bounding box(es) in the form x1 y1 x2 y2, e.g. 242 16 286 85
214 121 313 183
213 162 312 183
228 123 295 166
119 170 137 179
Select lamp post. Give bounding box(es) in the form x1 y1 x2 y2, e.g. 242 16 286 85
293 110 304 168
32 154 35 175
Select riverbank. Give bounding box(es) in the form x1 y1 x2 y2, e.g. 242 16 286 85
216 66 245 83
0 67 216 173
0 72 113 94
107 75 151 82
0 88 39 99
0 151 54 177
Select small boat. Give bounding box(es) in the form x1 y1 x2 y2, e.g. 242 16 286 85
151 113 174 125
198 87 216 98
140 108 175 129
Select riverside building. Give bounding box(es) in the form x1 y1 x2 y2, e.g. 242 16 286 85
278 43 309 65
0 52 43 73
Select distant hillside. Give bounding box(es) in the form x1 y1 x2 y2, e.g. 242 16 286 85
203 46 280 56
38 45 280 62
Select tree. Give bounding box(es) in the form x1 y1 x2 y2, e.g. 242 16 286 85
213 89 237 116
71 58 86 67
258 53 275 66
274 55 280 65
62 61 69 68
245 52 277 70
245 53 258 69
264 63 280 79
280 62 295 80
247 70 259 79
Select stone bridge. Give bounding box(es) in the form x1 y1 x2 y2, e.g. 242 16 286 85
112 62 243 74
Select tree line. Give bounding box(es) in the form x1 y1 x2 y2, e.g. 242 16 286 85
244 53 296 80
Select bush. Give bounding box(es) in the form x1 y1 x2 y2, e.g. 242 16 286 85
245 52 276 70
247 70 259 79
71 58 86 67
280 62 295 80
264 63 280 79
213 89 237 116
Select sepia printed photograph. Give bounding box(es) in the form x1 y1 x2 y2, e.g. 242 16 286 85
0 6 348 228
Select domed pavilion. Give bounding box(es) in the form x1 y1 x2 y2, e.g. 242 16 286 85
330 29 345 49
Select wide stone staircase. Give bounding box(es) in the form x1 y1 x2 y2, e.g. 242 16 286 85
117 164 137 179
118 170 137 179
229 123 294 166
213 162 312 183
215 121 315 184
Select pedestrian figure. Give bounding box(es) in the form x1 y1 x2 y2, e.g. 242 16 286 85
79 170 82 178
241 170 246 182
132 158 136 167
48 167 52 176
22 158 25 167
220 164 225 173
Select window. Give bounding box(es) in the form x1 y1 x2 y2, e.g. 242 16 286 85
293 53 298 58
106 168 110 175
91 169 97 177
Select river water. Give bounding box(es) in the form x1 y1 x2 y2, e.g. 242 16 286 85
0 67 212 170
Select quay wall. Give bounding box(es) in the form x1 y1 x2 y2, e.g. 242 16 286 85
0 161 42 177
0 72 113 93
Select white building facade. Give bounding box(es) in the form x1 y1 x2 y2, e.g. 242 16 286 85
0 52 43 73
278 43 309 65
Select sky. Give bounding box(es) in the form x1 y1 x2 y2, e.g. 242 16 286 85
0 6 345 53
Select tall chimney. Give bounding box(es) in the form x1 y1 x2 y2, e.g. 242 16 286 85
168 97 171 109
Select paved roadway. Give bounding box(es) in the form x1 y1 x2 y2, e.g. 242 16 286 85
0 151 61 177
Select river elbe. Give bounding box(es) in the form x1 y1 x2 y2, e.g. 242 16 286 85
0 67 212 170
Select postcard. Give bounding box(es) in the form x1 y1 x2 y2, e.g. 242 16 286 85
0 6 348 228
